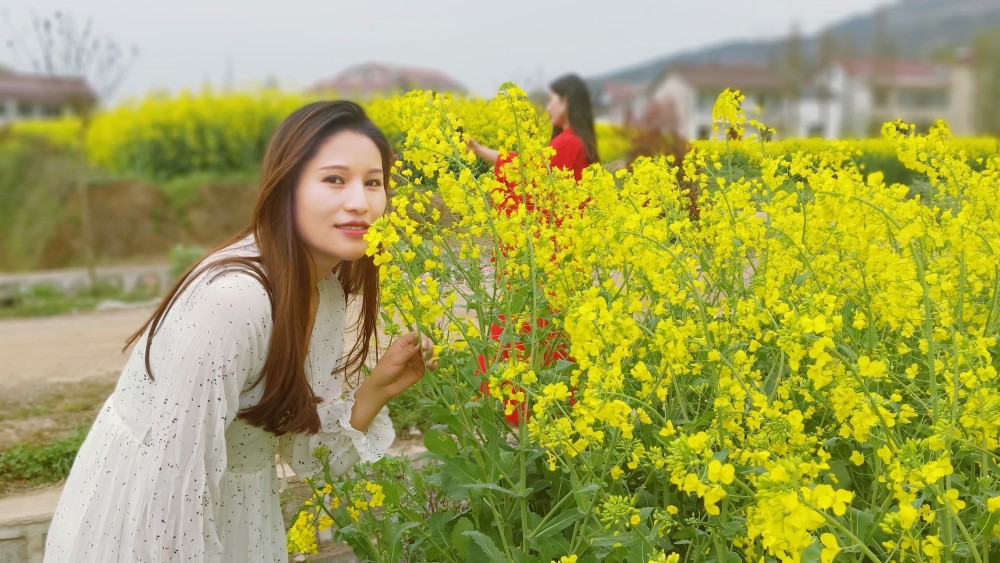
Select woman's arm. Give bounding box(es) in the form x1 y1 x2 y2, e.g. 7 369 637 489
350 331 435 431
466 137 500 164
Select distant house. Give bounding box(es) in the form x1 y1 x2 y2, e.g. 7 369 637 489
814 57 976 137
648 64 795 140
311 62 466 98
593 81 648 125
0 72 97 125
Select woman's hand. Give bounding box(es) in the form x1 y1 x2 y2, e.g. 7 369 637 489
350 331 436 431
465 136 499 164
369 331 436 400
464 136 480 156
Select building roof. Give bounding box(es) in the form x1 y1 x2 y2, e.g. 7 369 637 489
311 62 466 97
665 64 787 91
594 80 646 110
0 73 97 105
834 58 950 89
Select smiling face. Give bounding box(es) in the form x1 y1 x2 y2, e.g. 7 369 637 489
546 90 569 129
294 129 387 275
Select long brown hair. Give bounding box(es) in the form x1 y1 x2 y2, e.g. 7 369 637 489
550 73 600 164
126 101 392 435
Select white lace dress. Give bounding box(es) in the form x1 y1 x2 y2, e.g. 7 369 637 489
44 237 395 562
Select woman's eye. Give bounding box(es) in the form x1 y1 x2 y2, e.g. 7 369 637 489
323 176 344 185
366 179 384 188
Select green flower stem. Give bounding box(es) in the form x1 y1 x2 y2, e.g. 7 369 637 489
806 503 885 563
925 482 983 563
527 488 575 540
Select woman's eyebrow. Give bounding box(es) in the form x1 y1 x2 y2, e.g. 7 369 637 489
318 164 383 174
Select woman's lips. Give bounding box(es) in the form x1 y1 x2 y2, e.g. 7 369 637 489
336 224 369 237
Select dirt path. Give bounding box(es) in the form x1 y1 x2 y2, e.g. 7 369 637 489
0 299 413 448
0 304 156 449
0 304 155 388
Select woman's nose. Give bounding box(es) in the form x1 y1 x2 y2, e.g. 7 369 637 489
343 181 370 213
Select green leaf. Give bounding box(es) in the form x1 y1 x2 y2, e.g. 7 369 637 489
976 508 1000 535
848 506 877 543
952 542 972 558
424 427 459 457
426 511 459 550
625 541 657 563
531 507 584 541
462 530 507 560
554 359 577 373
381 520 420 562
443 456 484 487
464 482 534 498
431 466 468 500
534 534 572 562
573 482 600 513
452 517 474 555
828 460 854 489
801 540 822 563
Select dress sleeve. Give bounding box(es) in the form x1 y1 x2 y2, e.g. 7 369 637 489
280 388 396 478
141 269 272 560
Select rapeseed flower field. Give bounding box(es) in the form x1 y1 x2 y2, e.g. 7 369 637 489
8 85 999 561
292 87 1000 562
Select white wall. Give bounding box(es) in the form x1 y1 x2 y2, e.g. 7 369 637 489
650 75 698 140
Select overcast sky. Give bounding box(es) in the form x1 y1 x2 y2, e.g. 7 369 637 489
1 0 891 103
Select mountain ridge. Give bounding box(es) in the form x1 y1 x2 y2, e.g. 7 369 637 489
589 0 1000 93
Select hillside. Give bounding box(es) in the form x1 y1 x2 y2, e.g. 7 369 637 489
590 0 1000 92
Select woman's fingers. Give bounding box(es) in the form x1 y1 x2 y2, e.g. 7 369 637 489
407 332 437 371
388 331 437 373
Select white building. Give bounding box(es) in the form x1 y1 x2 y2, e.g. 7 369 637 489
647 64 796 140
812 57 976 137
593 81 649 125
0 73 96 126
597 56 979 141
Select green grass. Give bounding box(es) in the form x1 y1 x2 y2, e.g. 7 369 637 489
0 139 79 271
0 281 157 319
159 169 259 213
0 425 89 492
9 405 51 419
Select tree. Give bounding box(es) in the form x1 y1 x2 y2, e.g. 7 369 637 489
781 21 806 136
3 10 137 102
817 29 838 70
3 11 138 286
783 21 805 96
971 27 1000 135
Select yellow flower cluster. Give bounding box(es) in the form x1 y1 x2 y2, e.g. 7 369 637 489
85 89 315 178
286 477 387 556
7 116 83 148
363 84 1000 561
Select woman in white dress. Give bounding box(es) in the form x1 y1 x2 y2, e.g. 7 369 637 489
44 100 435 562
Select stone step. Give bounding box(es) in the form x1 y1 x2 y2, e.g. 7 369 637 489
0 487 61 563
0 263 172 300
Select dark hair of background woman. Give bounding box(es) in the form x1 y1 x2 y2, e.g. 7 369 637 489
126 101 393 436
549 73 600 164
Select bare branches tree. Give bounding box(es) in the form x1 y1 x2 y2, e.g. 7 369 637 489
3 10 138 102
3 11 138 287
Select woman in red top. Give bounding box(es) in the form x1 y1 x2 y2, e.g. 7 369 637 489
465 74 598 424
467 73 600 183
